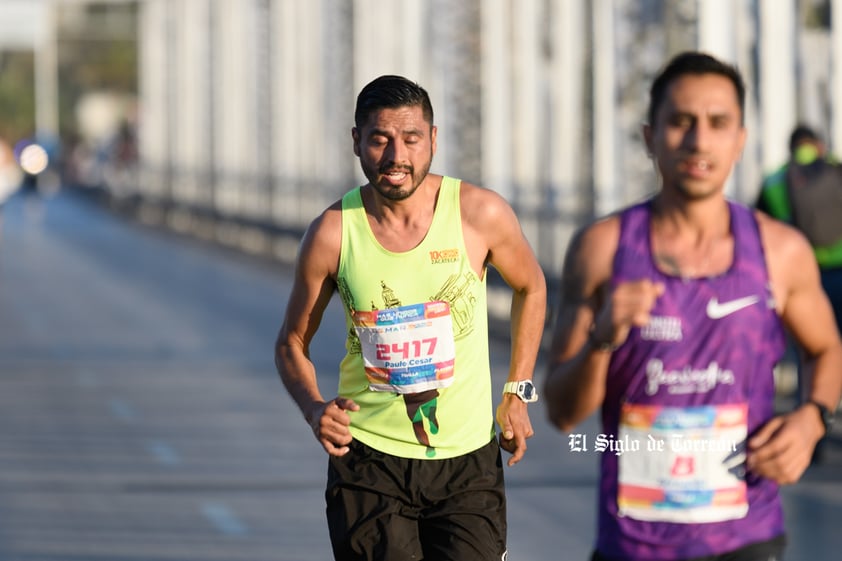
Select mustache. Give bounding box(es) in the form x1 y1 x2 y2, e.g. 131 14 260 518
379 164 413 174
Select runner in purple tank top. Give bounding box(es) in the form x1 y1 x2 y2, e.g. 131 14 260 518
545 51 842 561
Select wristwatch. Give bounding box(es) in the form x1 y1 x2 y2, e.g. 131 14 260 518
503 380 538 403
806 400 835 436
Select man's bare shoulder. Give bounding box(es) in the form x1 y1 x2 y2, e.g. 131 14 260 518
456 180 526 250
554 213 621 301
754 209 820 297
458 180 510 219
569 214 621 270
754 209 815 263
298 199 343 275
307 199 342 238
577 213 621 244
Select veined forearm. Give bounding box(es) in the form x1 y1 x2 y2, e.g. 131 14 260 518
805 343 842 409
507 284 547 381
275 341 325 424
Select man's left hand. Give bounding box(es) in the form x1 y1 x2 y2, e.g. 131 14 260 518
496 394 534 467
747 405 825 484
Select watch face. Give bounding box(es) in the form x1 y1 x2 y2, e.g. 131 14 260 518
521 382 535 401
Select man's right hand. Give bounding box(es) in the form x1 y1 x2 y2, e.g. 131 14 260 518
593 279 665 348
307 397 360 456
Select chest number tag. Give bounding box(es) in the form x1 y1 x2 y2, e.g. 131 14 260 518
617 403 749 524
353 301 456 393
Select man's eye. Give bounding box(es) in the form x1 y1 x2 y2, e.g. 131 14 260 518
671 116 693 128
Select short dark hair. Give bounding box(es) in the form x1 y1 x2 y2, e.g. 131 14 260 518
354 75 434 129
647 51 746 126
788 124 820 153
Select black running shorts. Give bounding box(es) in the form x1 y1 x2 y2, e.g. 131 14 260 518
326 438 508 561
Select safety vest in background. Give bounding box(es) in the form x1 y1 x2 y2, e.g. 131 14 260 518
757 145 842 269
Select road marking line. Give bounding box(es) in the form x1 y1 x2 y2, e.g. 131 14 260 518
108 398 137 422
146 440 181 465
200 502 248 536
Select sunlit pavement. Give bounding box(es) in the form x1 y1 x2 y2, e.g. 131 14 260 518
0 189 839 561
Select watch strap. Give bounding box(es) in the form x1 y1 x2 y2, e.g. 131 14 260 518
502 380 538 403
806 399 834 436
502 381 520 395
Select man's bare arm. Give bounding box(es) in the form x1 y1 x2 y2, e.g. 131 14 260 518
274 204 360 456
463 184 547 465
749 216 842 483
544 221 616 432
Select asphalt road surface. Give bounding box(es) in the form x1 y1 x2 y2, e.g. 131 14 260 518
0 189 840 560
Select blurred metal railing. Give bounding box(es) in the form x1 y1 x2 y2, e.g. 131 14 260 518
76 0 836 286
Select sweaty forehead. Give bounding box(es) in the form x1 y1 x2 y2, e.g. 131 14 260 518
659 73 741 119
362 106 429 132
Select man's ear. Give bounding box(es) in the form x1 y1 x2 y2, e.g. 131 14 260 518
642 123 654 156
737 126 747 158
352 127 361 157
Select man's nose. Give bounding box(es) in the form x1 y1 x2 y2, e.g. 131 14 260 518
685 122 710 152
384 139 409 164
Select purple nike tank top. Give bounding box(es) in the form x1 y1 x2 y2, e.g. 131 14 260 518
596 200 787 560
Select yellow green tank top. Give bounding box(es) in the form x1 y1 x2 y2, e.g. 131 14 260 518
337 176 493 459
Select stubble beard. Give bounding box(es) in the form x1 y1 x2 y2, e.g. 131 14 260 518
672 177 725 202
362 155 433 202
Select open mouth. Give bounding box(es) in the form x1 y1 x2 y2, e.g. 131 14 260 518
381 169 410 185
681 159 711 178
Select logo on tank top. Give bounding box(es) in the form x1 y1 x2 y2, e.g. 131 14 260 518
429 248 459 264
641 315 683 341
645 359 735 395
705 295 760 319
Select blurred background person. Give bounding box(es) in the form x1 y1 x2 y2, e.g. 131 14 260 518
756 125 842 329
13 136 55 222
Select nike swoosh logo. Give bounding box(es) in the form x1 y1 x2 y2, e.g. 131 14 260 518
706 295 760 319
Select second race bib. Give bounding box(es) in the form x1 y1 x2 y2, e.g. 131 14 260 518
617 403 749 524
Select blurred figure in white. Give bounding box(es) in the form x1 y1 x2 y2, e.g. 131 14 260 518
14 137 59 223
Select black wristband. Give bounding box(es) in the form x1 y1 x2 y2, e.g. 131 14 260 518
588 328 619 352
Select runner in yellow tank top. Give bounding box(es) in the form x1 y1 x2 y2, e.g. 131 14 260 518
337 176 493 460
275 75 546 560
